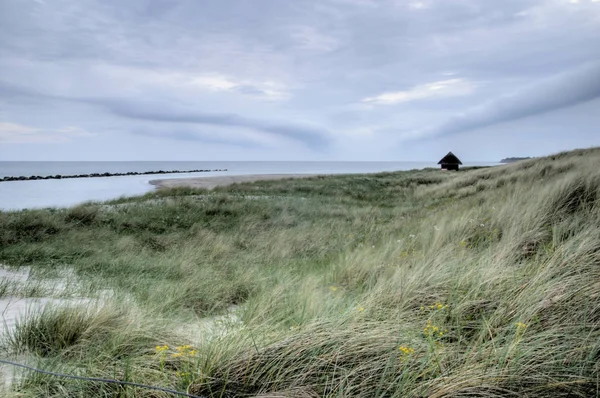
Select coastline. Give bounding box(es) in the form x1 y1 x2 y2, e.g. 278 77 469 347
150 174 317 189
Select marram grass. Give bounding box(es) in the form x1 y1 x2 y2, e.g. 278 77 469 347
1 149 599 397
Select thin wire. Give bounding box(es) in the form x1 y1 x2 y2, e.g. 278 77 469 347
0 359 204 398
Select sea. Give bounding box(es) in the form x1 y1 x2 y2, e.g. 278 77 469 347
0 161 499 210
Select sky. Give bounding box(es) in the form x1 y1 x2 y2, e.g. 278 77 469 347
0 0 599 161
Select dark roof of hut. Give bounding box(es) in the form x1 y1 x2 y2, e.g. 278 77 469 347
437 151 463 165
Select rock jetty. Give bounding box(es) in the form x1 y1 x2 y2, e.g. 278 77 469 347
0 169 227 183
500 157 532 163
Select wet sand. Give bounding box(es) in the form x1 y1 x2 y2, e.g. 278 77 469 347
150 174 317 189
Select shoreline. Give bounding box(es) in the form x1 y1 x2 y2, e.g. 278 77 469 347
150 174 317 190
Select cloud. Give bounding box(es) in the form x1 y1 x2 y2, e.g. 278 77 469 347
0 81 43 99
131 126 266 148
0 122 94 143
291 26 340 52
86 64 291 102
405 61 600 139
0 79 329 150
189 74 290 101
1 0 600 160
92 99 331 150
362 79 477 105
326 0 379 7
407 1 429 10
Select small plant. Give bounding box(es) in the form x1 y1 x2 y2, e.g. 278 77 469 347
155 344 169 372
514 322 528 343
153 344 200 388
420 302 449 312
423 320 447 339
398 345 415 360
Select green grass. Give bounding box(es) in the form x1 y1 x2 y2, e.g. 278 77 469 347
1 149 600 397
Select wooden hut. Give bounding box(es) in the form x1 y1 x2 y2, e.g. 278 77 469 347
438 151 462 171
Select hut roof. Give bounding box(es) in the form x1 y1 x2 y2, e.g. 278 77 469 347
437 151 463 165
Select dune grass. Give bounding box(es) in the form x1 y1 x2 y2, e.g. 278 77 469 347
1 149 600 397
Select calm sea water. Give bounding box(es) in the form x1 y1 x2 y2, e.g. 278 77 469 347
0 161 498 210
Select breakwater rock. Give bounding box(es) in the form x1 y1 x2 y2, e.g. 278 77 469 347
500 157 532 163
0 169 228 182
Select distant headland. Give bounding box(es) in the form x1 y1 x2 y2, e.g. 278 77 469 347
500 157 532 164
0 169 227 183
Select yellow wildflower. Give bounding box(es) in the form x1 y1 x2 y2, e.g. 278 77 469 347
426 302 448 311
329 286 338 292
357 305 365 312
155 345 169 353
515 322 527 330
423 320 447 338
398 345 415 355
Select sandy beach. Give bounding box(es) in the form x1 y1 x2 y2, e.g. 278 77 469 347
150 174 317 189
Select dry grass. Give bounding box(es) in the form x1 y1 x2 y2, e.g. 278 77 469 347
1 148 600 397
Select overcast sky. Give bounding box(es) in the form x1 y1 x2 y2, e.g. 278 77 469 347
1 0 599 161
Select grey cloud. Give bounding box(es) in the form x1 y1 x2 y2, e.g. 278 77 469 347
0 81 43 99
0 81 330 150
131 127 264 149
2 0 599 94
91 98 331 150
415 62 600 138
2 0 600 161
320 0 600 94
233 85 270 97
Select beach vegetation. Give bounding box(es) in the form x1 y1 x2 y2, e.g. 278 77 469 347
1 148 600 396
